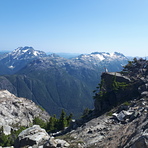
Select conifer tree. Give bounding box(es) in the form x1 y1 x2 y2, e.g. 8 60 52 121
58 109 67 130
66 113 73 126
46 115 57 132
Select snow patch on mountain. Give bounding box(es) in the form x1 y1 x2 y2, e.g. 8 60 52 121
92 54 105 61
8 65 15 69
33 51 38 56
75 52 127 62
22 49 29 53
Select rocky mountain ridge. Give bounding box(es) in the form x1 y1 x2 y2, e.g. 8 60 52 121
0 47 128 75
0 90 50 135
76 51 126 62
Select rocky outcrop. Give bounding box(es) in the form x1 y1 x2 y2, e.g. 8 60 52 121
127 129 148 148
94 72 142 114
0 90 70 147
15 125 70 148
15 125 50 148
0 90 50 135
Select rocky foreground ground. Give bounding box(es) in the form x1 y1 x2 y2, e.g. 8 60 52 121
61 97 147 148
0 90 70 148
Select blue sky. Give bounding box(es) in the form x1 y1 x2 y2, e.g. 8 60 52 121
0 0 148 57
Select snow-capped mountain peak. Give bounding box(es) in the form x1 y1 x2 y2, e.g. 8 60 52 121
76 52 126 62
73 52 128 71
0 46 47 74
8 46 47 60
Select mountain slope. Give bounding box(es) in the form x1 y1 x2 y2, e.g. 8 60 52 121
2 57 98 116
0 51 128 117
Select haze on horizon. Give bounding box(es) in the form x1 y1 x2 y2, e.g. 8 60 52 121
0 0 148 57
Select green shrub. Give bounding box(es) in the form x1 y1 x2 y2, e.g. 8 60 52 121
112 75 129 91
123 101 131 106
0 133 12 146
32 110 73 133
0 126 26 147
46 110 73 132
33 117 47 129
106 111 113 116
81 108 93 118
38 105 45 111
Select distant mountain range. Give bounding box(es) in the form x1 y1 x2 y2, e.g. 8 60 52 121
46 52 81 59
0 46 129 117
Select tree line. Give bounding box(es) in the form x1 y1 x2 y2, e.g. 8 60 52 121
33 109 73 133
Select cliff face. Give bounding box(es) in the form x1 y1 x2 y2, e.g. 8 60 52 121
94 58 148 114
94 72 142 114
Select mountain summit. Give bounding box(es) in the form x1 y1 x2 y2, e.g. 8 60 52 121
76 52 126 62
0 46 47 74
9 46 47 59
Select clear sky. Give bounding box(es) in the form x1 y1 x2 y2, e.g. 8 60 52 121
0 0 148 57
